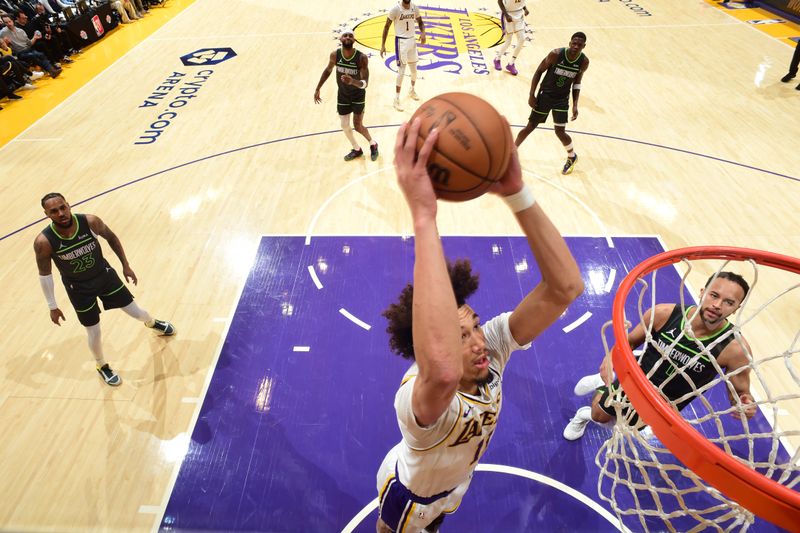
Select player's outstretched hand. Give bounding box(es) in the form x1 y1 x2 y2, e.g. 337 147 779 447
50 308 65 325
394 118 440 222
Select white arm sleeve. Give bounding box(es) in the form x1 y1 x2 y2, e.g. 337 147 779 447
39 274 58 310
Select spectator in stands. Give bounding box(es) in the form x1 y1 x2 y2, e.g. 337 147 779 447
0 68 22 108
23 7 72 62
1 35 38 87
33 4 74 52
107 0 141 24
15 9 70 64
0 14 61 76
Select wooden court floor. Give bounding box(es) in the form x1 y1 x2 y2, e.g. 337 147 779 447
0 0 798 530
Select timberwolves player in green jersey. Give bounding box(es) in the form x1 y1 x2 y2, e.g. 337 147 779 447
515 32 589 175
314 29 379 162
563 272 757 441
34 193 175 386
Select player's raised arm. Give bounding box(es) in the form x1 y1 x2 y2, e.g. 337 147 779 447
491 143 583 346
394 119 461 427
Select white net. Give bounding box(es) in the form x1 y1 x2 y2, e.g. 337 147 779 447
595 253 800 532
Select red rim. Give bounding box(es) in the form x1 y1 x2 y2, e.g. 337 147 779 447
611 246 800 532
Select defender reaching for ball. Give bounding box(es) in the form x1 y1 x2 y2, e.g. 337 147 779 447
375 118 584 532
314 29 379 161
515 32 589 175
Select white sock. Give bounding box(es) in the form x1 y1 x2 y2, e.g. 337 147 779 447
86 323 105 366
565 143 575 157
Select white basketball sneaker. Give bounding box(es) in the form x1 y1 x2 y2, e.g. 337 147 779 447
563 406 592 441
409 89 419 101
574 373 605 396
393 97 403 111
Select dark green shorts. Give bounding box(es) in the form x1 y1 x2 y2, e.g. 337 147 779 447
64 267 134 326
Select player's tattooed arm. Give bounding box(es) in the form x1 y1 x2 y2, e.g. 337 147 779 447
87 214 138 285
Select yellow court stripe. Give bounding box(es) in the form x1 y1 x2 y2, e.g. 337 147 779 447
0 0 196 148
703 0 800 43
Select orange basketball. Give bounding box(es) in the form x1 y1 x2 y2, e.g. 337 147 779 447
410 92 513 202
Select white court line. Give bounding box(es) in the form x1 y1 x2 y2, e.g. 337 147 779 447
180 397 199 404
138 505 161 514
304 166 392 245
340 463 628 533
339 308 371 330
293 346 311 352
12 138 63 142
563 311 593 333
150 235 258 533
307 264 323 289
604 268 617 293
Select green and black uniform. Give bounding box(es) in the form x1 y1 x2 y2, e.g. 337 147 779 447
529 47 587 125
42 214 133 326
336 48 366 116
598 304 736 424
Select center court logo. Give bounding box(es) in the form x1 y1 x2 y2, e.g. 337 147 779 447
346 6 504 75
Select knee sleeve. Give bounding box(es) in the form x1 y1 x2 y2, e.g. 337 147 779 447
340 115 358 148
86 323 105 365
396 63 406 87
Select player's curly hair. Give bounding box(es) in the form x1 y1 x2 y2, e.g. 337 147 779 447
382 259 480 360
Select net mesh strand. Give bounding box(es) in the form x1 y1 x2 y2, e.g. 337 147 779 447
595 257 800 532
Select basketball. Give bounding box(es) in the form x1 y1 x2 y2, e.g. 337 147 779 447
409 92 513 202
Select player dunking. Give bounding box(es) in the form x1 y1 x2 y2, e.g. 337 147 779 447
494 0 530 76
515 32 589 175
314 29 379 161
375 119 583 532
35 193 175 386
381 0 426 111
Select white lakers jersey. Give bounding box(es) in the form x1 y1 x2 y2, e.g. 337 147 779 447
502 0 527 13
389 312 530 497
388 2 420 39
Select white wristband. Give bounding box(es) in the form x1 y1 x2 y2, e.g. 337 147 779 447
39 274 58 310
573 84 581 90
358 79 367 89
503 184 536 213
